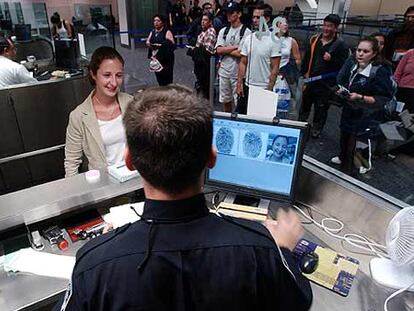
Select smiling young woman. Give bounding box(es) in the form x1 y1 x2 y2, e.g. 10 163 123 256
64 47 133 177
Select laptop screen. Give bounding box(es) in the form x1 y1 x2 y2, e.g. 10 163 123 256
205 114 308 202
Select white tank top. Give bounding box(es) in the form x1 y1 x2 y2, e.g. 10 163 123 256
97 114 126 166
279 36 293 68
56 21 69 39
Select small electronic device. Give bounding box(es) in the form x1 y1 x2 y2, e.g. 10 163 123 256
72 222 108 240
205 112 308 203
300 251 319 274
42 226 69 251
337 85 351 97
293 239 359 296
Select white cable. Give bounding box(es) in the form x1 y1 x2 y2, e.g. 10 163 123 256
293 203 388 258
383 280 414 311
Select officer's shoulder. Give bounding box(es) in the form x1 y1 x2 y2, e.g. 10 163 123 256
216 214 274 245
75 223 132 264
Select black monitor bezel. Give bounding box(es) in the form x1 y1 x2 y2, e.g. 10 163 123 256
205 112 309 203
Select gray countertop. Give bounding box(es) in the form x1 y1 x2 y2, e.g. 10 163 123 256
0 169 143 232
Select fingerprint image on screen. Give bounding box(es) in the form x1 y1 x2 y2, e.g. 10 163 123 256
242 131 262 158
216 127 234 154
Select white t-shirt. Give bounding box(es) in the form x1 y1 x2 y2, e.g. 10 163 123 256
56 22 69 39
279 36 293 68
0 56 37 88
97 114 126 166
240 32 282 88
215 24 251 79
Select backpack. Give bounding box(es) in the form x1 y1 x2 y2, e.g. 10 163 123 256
222 24 248 43
368 65 398 120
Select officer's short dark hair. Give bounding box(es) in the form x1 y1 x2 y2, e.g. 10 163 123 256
404 6 414 18
255 4 273 20
124 85 213 194
324 14 341 27
88 46 124 85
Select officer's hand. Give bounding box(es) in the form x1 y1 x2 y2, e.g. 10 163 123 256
323 52 332 61
236 81 244 97
264 209 304 251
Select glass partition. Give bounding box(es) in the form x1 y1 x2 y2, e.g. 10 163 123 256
0 2 50 38
74 4 115 59
209 17 413 205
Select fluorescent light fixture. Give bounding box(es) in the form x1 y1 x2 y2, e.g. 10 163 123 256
306 0 318 9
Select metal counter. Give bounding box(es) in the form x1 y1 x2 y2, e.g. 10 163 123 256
0 157 413 310
0 170 143 232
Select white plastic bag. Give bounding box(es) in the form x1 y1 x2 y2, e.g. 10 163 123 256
274 76 291 112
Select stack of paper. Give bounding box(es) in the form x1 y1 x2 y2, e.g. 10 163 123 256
108 161 140 182
4 248 75 279
103 202 144 229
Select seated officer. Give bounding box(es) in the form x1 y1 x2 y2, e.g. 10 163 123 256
56 85 312 310
0 35 37 88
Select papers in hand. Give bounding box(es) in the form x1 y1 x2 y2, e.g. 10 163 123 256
108 161 139 183
4 248 75 279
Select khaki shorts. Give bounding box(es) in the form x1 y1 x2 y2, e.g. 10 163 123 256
219 76 238 105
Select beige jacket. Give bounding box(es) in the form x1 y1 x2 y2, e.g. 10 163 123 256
64 91 133 177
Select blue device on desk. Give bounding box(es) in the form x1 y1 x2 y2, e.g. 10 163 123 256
205 112 309 202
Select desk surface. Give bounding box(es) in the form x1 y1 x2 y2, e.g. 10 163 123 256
0 170 143 232
1 210 413 311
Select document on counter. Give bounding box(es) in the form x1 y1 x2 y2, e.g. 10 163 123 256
4 248 75 279
102 202 143 229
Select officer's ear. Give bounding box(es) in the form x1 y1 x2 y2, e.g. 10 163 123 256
125 147 136 171
207 146 217 169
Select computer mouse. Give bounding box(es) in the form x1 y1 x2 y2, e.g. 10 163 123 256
300 251 319 274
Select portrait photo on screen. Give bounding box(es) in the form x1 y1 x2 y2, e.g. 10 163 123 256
265 134 298 164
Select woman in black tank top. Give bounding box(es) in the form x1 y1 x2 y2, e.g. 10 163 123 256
146 14 175 86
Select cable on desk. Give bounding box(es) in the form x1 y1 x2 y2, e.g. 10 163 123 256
293 200 388 259
384 280 414 311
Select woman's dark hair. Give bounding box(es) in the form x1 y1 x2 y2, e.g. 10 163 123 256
50 12 61 25
153 14 167 26
272 135 288 146
88 46 124 85
203 13 214 21
356 36 383 65
404 6 414 18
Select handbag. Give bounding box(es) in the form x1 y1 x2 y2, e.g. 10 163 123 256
149 50 163 73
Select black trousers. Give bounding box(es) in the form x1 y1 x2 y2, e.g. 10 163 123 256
299 83 332 132
235 83 250 115
396 87 414 113
155 65 173 86
339 130 357 175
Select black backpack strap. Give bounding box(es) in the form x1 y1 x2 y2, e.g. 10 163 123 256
222 25 231 41
239 24 247 41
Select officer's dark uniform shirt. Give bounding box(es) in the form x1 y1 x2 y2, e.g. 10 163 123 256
57 194 312 311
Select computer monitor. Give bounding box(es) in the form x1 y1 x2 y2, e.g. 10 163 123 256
14 24 31 41
54 39 78 69
205 113 309 203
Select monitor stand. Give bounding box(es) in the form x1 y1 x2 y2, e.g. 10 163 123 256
223 193 271 211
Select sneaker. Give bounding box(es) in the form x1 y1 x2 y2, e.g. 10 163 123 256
359 166 371 174
330 156 342 165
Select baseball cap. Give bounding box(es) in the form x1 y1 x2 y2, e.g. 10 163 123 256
224 1 242 13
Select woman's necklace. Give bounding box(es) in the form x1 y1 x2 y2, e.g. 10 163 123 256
94 95 118 120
